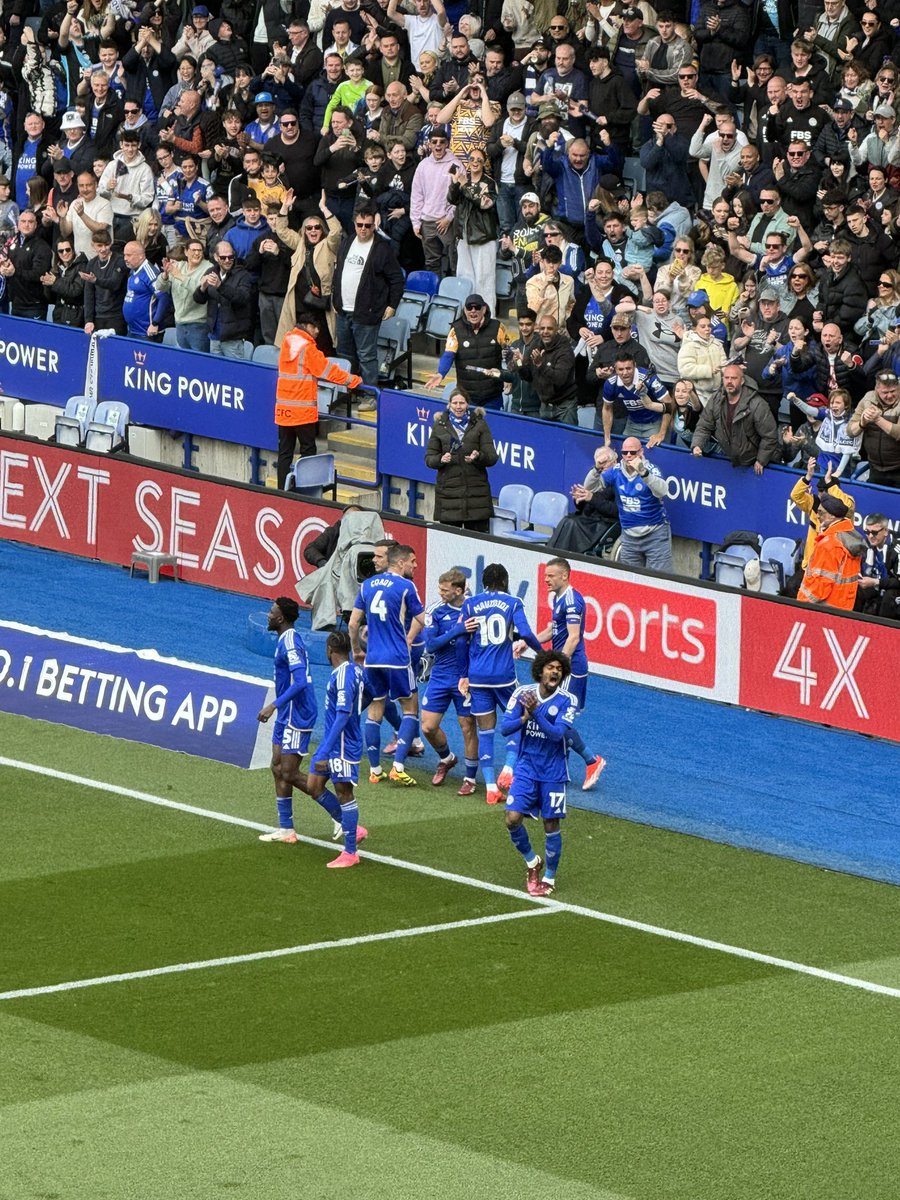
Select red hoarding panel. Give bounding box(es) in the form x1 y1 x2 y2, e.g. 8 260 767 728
739 596 900 741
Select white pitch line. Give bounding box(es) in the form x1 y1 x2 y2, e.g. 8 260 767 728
0 909 552 1002
3 756 900 1002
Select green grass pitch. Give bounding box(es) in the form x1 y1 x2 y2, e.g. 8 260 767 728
2 710 900 1200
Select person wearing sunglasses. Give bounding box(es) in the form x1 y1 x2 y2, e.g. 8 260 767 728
332 204 404 387
770 139 817 232
41 238 87 328
856 512 900 619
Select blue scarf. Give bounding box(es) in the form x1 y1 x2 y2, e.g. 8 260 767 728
448 410 470 451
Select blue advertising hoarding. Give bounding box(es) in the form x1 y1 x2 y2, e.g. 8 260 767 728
96 336 278 450
0 621 273 768
0 316 89 406
377 389 900 543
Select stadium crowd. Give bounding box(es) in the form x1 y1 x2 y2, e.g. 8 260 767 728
2 0 900 606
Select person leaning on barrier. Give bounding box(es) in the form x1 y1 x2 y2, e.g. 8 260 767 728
275 311 361 489
690 361 778 474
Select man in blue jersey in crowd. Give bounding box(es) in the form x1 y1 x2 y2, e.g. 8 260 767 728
458 563 544 806
533 557 606 790
307 631 369 869
420 567 479 792
602 436 673 572
349 542 425 787
601 352 672 447
499 649 576 896
256 596 319 844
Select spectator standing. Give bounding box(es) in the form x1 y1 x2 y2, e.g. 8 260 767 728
525 243 574 325
331 204 404 386
516 314 578 425
691 362 778 471
154 237 213 352
694 0 750 101
425 388 498 532
817 239 868 331
677 314 727 407
410 125 460 273
847 370 900 487
504 309 540 415
602 352 672 445
194 240 255 358
0 209 53 318
447 148 498 312
60 170 113 259
275 311 361 487
315 106 363 233
122 240 163 338
856 513 900 618
425 293 513 409
602 437 674 573
41 239 86 326
98 129 154 244
541 133 621 238
82 229 128 334
273 195 342 348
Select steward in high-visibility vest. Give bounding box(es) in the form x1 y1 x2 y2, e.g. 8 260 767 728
797 494 867 611
275 314 360 488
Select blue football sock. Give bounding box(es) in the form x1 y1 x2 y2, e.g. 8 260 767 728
314 788 342 823
478 729 495 786
544 830 562 880
341 800 359 855
365 719 381 770
464 757 479 782
276 796 293 830
509 822 534 863
565 727 595 765
383 700 401 732
503 736 518 770
394 714 418 766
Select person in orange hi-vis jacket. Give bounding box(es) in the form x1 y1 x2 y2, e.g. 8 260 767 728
276 311 361 488
797 492 868 611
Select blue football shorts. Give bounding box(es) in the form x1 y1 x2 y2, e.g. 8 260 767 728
506 775 568 820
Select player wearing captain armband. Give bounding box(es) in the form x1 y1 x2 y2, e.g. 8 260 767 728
457 563 544 806
256 596 318 845
307 631 370 869
499 650 577 896
420 567 479 792
349 543 425 787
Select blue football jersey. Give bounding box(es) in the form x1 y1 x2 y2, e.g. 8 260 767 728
354 573 424 667
502 684 576 781
317 659 365 763
423 600 467 684
459 590 542 686
273 628 317 730
550 586 588 675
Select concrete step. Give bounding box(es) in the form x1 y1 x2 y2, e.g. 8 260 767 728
336 484 381 507
327 426 376 460
334 454 377 484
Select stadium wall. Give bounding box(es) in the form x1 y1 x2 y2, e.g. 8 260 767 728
2 432 899 745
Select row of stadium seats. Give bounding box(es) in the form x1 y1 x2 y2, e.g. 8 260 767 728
55 397 129 453
713 540 800 594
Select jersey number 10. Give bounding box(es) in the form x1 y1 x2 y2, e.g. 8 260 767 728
474 614 509 646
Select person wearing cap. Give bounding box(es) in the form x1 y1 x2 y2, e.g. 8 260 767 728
43 111 95 188
424 293 513 408
847 370 900 487
498 192 547 309
487 89 533 235
797 491 866 610
607 7 654 100
172 7 215 61
410 125 462 273
245 92 281 150
690 361 778 471
733 285 790 420
585 47 637 156
788 457 855 575
811 96 865 171
849 103 900 174
227 190 269 261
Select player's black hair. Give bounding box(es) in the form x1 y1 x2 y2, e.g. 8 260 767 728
482 564 509 591
531 649 571 682
274 595 299 623
387 542 415 565
326 630 352 657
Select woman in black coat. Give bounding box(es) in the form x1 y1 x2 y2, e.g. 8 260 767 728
425 389 499 532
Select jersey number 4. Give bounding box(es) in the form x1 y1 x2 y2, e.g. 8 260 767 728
370 590 389 620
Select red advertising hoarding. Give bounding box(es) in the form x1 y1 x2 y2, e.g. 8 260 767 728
0 440 426 595
739 596 900 741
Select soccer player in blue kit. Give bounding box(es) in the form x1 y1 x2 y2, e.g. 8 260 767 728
458 563 544 805
256 596 319 844
420 567 479 792
349 543 425 787
533 557 606 790
307 631 369 869
371 538 425 761
499 650 576 896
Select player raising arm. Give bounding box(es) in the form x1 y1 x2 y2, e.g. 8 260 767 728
499 650 576 896
458 563 543 805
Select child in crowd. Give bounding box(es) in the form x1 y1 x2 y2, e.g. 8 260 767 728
787 389 862 477
322 53 369 133
257 153 287 212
